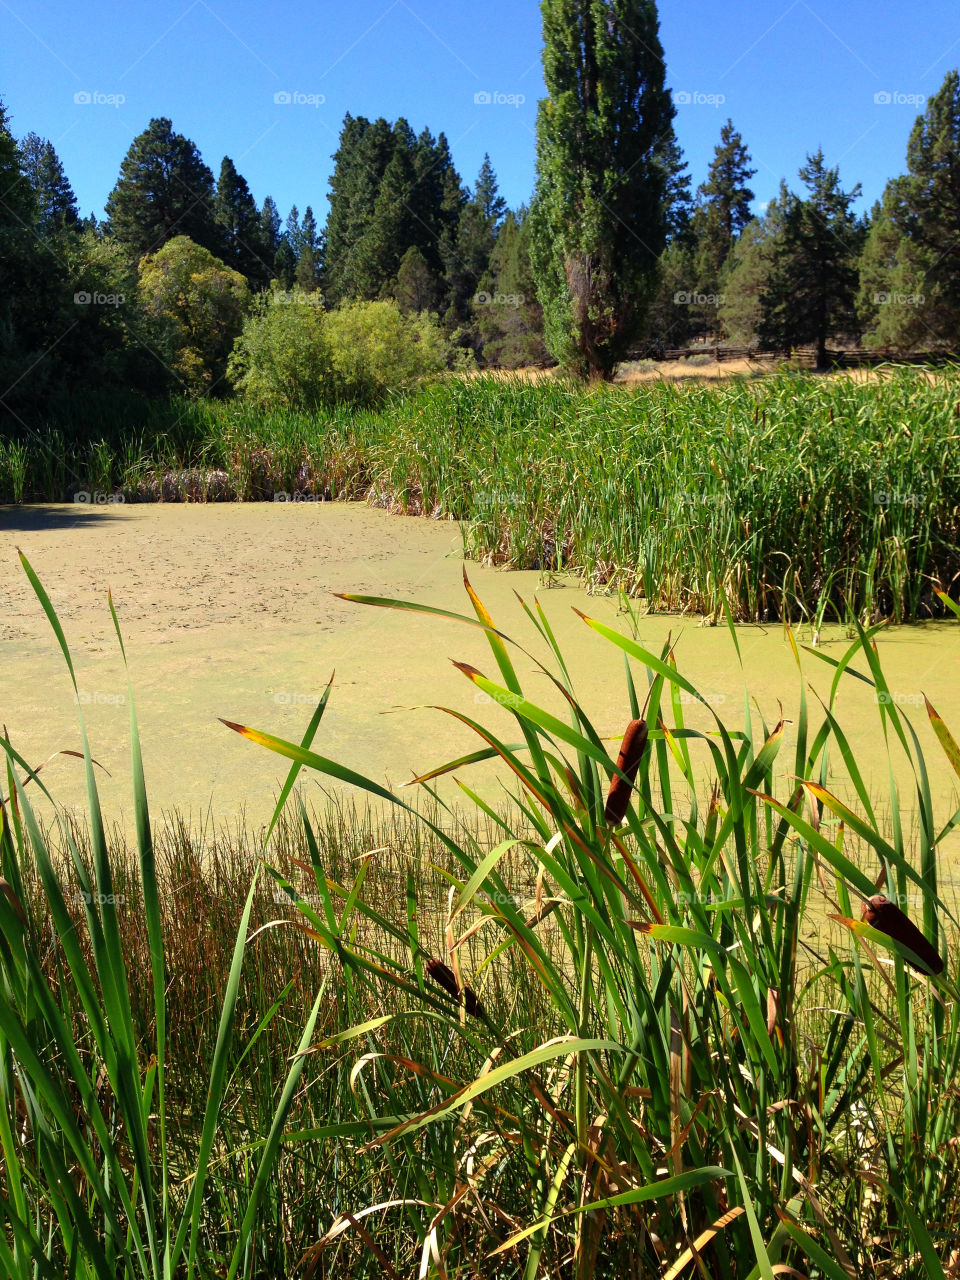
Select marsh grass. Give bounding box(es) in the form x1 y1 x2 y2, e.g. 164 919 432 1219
3 559 960 1276
3 366 960 621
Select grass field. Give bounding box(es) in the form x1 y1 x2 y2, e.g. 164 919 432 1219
3 365 959 623
3 557 960 1277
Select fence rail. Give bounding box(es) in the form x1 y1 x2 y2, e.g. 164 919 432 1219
626 344 960 368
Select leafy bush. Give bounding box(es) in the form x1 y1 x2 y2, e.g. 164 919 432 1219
229 295 471 409
138 236 250 396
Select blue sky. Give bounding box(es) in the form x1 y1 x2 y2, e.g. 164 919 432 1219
3 0 958 223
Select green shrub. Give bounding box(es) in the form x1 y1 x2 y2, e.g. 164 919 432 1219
229 295 470 409
227 291 329 409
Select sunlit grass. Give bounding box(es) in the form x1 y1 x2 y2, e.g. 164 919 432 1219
3 558 960 1275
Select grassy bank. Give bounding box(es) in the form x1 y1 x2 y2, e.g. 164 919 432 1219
2 366 959 621
3 559 960 1276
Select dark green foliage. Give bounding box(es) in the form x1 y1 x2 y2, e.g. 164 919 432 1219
19 132 79 234
478 208 550 367
759 149 864 367
859 71 960 350
214 156 271 287
529 0 675 378
105 117 220 260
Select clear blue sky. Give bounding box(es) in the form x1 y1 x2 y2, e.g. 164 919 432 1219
3 0 958 223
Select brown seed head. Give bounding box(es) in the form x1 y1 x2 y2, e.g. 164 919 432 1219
861 894 944 975
425 957 485 1019
604 719 648 826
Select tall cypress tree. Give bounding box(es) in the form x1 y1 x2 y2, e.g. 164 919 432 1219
529 0 675 378
105 118 219 259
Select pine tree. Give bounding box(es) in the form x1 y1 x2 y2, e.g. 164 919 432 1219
692 120 756 295
473 154 507 227
105 118 219 259
529 0 675 378
323 115 397 302
294 205 323 292
657 131 694 246
858 71 960 350
351 134 420 297
394 245 439 313
759 150 863 368
19 133 79 234
214 156 270 286
478 208 549 367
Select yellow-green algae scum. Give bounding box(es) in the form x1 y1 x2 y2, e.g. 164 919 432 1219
3 501 959 875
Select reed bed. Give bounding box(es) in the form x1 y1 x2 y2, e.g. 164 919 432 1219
3 558 960 1276
3 366 959 621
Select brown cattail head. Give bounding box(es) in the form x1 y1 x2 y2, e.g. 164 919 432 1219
425 958 485 1019
861 894 944 976
604 719 649 826
0 877 25 925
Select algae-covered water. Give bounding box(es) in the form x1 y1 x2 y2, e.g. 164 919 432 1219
3 501 959 857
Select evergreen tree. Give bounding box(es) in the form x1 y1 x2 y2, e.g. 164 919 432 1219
323 115 397 302
259 196 282 257
478 208 549 367
351 133 420 297
758 150 863 368
529 0 675 378
394 245 439 313
214 156 270 286
692 120 756 295
858 71 960 350
718 188 788 346
473 154 507 226
105 118 219 259
0 101 44 402
441 157 507 338
19 133 79 234
294 205 323 292
657 131 694 246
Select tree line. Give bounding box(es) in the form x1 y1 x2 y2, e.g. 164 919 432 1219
1 0 959 413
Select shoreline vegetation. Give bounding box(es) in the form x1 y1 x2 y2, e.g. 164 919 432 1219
4 366 959 623
2 559 960 1276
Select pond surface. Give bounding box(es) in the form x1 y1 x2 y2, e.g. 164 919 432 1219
3 502 959 866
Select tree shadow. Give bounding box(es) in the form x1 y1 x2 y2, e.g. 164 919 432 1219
0 504 125 533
